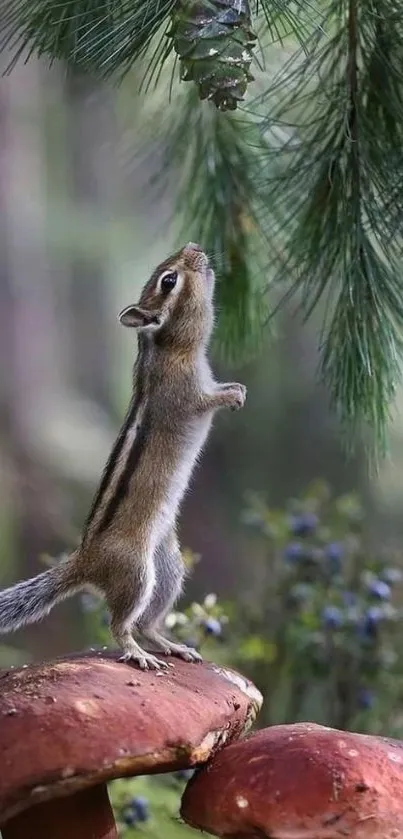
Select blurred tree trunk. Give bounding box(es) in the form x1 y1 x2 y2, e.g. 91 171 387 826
0 57 82 659
65 71 117 412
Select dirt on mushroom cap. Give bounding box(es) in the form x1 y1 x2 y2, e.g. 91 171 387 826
0 650 262 825
181 722 403 839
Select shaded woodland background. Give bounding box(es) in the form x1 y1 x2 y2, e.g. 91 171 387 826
1 48 403 668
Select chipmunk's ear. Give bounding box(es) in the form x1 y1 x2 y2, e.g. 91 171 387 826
118 305 162 331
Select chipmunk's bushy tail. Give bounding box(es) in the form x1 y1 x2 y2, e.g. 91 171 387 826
0 556 82 633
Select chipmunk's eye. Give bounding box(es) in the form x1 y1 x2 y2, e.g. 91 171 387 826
160 271 178 293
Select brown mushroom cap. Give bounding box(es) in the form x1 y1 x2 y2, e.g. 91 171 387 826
0 650 262 826
181 721 403 838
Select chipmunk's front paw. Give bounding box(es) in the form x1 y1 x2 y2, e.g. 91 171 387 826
221 383 247 411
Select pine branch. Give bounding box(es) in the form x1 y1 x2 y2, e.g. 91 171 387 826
254 0 321 50
144 85 270 360
254 0 403 455
1 0 176 79
0 0 318 99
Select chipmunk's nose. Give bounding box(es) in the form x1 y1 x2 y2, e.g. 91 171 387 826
183 242 209 271
184 242 203 253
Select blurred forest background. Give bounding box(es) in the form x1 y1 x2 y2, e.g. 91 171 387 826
2 5 403 834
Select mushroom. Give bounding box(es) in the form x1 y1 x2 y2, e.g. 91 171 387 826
181 721 403 838
0 650 262 838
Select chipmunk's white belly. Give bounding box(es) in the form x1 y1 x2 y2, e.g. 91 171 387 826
157 414 213 535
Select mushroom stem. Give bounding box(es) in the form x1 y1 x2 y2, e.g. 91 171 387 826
2 784 118 839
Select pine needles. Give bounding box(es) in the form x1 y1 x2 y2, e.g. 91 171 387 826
1 0 176 78
0 0 316 94
147 86 270 360
254 0 403 454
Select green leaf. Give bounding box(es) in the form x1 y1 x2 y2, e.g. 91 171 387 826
238 635 277 661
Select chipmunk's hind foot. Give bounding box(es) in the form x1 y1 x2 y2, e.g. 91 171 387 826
111 614 168 670
169 642 202 663
119 647 168 670
140 629 202 664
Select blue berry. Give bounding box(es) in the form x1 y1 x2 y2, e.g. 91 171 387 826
130 797 149 822
322 605 343 629
359 606 384 639
325 542 343 572
123 809 138 827
368 579 391 601
380 567 402 585
366 606 384 622
289 513 318 536
203 618 222 637
284 542 303 562
357 688 375 710
342 591 356 607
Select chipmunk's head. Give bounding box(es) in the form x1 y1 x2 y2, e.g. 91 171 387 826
119 243 215 350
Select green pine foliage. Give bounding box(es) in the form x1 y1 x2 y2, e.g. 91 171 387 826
253 0 403 456
2 0 403 454
1 0 177 78
1 0 309 84
145 84 270 359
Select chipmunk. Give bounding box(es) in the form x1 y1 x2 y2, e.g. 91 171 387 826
0 243 246 669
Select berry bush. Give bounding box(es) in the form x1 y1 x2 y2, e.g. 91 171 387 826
234 481 403 732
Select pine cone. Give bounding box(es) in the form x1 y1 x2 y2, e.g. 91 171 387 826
169 0 257 110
